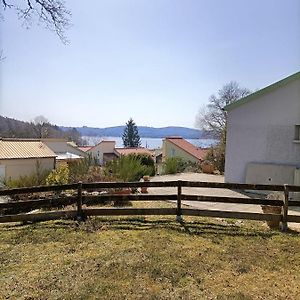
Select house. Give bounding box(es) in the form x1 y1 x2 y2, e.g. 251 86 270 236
162 136 208 163
0 138 56 181
41 138 87 165
80 140 157 166
86 140 117 165
224 71 300 186
114 147 155 158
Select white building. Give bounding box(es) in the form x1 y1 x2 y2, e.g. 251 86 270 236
41 139 87 165
224 71 300 186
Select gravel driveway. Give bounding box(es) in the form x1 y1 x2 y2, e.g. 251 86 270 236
148 172 300 230
148 172 263 213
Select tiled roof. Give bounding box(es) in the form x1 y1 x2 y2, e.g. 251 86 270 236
115 147 155 157
87 140 116 152
165 137 208 161
78 146 92 152
0 139 56 159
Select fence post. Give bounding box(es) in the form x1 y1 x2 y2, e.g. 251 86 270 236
281 184 289 232
76 181 84 221
176 181 183 222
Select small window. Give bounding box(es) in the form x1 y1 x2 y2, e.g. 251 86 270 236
294 125 300 141
97 150 100 157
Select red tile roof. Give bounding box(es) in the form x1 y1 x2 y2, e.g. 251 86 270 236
78 146 92 152
165 137 208 161
115 147 154 157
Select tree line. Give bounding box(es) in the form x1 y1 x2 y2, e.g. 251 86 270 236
0 115 84 145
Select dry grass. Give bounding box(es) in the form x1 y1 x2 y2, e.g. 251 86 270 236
0 201 300 300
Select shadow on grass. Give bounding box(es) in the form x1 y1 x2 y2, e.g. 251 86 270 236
1 216 299 240
76 217 299 238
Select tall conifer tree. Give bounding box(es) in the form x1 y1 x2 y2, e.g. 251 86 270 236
122 118 141 147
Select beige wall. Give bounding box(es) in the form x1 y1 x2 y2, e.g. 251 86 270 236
0 158 55 181
88 141 116 165
162 140 199 164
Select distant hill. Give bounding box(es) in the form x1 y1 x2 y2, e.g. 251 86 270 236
0 115 83 144
60 125 206 139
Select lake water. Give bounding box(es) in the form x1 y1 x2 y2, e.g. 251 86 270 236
83 136 217 149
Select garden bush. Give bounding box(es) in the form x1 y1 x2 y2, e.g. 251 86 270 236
104 155 152 182
68 154 97 182
46 164 69 185
163 157 186 174
128 153 155 176
204 142 225 174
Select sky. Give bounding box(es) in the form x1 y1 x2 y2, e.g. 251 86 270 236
1 0 300 128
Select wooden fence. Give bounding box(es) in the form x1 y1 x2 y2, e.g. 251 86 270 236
1 180 300 231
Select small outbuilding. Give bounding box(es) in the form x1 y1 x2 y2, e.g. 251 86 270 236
0 139 56 181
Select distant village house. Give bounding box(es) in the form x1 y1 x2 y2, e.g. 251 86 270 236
162 136 208 164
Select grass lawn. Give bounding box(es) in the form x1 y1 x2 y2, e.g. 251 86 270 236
0 201 300 300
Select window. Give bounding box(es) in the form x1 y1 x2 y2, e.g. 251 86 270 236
294 125 300 142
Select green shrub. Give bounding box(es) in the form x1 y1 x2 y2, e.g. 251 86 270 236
5 172 48 188
163 157 186 174
68 154 97 182
128 153 155 176
104 155 152 182
46 164 69 185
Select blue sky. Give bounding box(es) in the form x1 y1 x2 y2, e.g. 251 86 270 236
1 0 299 128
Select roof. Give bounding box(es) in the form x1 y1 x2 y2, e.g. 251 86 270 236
225 71 300 111
0 139 56 159
78 146 92 152
115 147 155 157
56 152 83 160
87 140 116 152
67 141 78 147
165 137 208 161
42 139 87 156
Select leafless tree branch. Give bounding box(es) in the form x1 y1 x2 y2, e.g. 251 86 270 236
195 81 251 139
1 0 71 43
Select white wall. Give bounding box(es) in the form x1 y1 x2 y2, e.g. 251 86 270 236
225 77 300 183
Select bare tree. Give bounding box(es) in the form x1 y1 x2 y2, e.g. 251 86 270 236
1 0 71 43
195 81 251 173
195 81 251 139
33 115 50 138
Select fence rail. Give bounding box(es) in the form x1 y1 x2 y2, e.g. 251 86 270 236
0 180 300 231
